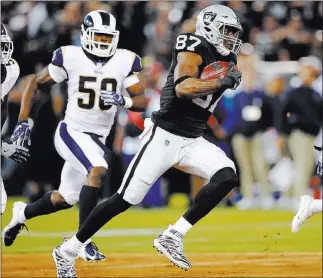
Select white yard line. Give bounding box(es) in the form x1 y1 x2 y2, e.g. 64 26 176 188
14 220 321 238
16 228 163 237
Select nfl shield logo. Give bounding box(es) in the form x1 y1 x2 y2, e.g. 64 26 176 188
213 63 222 70
203 12 217 26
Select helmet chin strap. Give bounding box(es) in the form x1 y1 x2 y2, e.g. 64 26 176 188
215 44 230 56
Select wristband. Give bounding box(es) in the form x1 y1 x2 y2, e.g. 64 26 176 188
123 97 133 109
174 75 191 87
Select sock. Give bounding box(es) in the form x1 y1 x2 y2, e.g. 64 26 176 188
172 217 192 236
24 191 71 220
183 167 238 225
60 235 84 260
310 199 323 214
79 186 100 229
76 193 132 243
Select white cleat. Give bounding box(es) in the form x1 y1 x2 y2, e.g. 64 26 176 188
153 226 191 271
3 201 27 246
52 246 77 278
291 195 314 233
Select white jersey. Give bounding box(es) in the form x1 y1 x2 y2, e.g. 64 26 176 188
48 46 142 136
1 59 20 101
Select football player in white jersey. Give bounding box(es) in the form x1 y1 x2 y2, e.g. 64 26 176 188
1 22 29 215
3 11 147 265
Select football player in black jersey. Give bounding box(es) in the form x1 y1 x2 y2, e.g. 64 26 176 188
52 4 242 275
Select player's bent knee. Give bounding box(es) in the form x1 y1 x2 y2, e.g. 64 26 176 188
55 190 77 207
121 175 150 205
210 167 238 187
88 166 107 188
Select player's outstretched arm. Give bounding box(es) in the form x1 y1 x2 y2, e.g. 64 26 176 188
174 52 240 99
18 67 55 121
125 82 147 112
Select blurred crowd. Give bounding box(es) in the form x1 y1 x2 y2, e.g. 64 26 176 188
1 1 322 210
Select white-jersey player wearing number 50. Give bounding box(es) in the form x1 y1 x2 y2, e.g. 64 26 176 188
52 5 242 276
3 10 147 268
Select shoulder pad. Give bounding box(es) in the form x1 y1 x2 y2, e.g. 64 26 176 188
117 49 143 75
7 59 20 80
131 54 142 74
51 48 64 67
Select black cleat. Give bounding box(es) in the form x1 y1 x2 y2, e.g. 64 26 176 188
3 201 28 247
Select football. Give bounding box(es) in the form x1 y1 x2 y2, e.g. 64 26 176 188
200 61 230 80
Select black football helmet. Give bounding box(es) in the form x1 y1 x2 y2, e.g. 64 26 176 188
1 22 13 64
80 10 119 58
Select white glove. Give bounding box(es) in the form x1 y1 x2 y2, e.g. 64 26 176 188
1 140 30 163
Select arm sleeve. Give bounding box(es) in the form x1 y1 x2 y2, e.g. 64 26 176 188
48 48 68 83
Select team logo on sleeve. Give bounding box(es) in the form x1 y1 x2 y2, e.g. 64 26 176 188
203 12 217 26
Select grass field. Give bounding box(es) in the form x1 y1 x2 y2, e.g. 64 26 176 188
1 198 322 277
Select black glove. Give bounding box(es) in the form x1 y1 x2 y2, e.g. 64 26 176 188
219 62 242 90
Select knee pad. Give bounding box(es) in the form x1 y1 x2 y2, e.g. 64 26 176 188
210 167 238 185
119 175 151 205
194 167 238 205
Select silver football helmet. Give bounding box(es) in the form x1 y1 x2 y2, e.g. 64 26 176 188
1 22 14 64
195 5 243 56
81 10 119 58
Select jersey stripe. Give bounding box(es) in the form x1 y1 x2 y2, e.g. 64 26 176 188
59 122 93 172
98 11 111 27
119 125 157 196
90 11 103 27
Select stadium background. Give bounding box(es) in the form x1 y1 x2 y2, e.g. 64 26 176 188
1 0 322 209
0 2 322 277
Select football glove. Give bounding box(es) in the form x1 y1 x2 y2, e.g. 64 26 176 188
1 140 29 163
100 90 125 107
10 120 31 148
219 62 242 90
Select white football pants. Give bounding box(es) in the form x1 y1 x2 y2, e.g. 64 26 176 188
54 121 109 205
118 118 236 205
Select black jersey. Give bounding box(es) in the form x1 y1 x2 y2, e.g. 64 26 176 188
1 64 7 84
152 33 237 138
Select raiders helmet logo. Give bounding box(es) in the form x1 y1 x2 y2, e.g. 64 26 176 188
203 12 217 26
